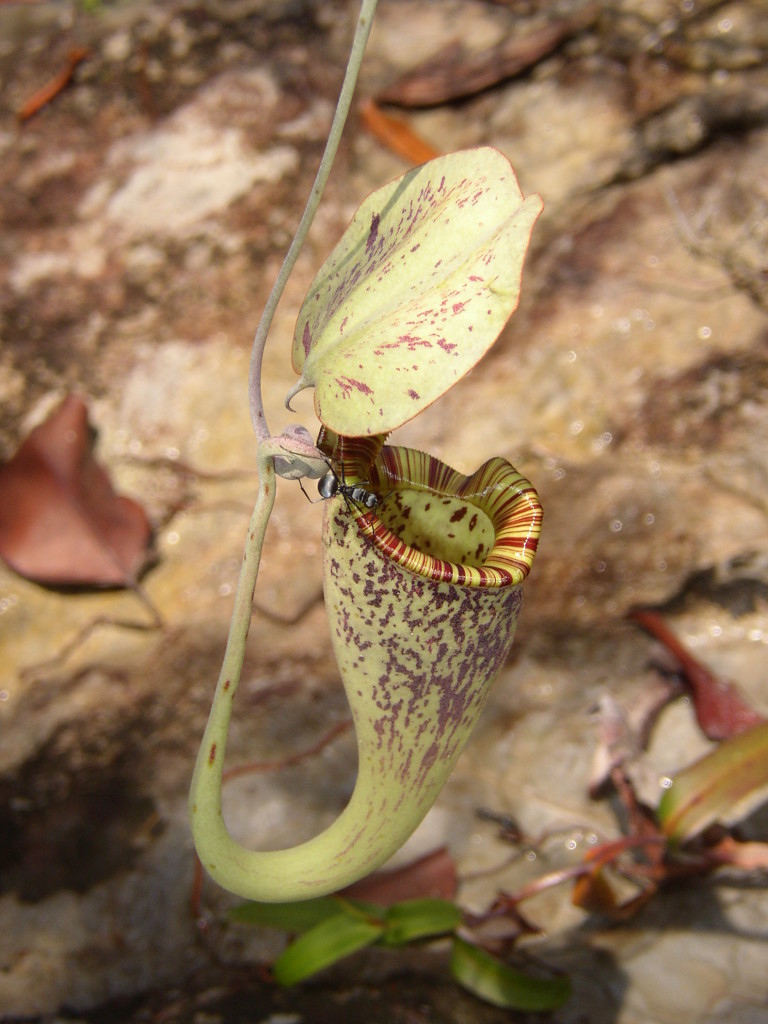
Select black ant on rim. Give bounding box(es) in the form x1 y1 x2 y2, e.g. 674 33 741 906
317 466 380 510
300 461 381 512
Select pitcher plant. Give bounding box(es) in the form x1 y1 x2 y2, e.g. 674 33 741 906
189 0 544 902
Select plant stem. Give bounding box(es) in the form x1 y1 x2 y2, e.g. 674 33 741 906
188 444 277 856
248 0 379 441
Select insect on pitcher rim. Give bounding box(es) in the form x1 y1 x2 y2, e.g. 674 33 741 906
318 430 542 588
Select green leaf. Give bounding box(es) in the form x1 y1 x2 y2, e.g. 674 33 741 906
229 896 346 932
291 147 542 436
382 898 462 946
658 721 768 844
273 912 385 986
450 938 571 1012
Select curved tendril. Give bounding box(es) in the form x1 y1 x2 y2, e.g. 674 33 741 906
248 0 379 441
188 446 276 881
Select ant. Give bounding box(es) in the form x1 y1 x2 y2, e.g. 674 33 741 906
300 461 381 511
317 466 380 509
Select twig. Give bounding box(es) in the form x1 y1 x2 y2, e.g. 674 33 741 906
18 47 89 121
359 98 440 164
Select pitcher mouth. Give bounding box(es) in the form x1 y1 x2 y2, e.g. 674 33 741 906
318 430 542 588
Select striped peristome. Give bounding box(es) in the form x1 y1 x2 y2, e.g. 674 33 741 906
317 427 541 587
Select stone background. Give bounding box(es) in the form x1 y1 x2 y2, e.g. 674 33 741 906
1 0 768 1021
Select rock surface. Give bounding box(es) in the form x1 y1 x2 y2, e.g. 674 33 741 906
1 1 768 1021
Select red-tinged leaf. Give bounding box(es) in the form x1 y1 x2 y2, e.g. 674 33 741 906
659 722 768 844
629 609 765 740
340 847 457 906
0 394 153 587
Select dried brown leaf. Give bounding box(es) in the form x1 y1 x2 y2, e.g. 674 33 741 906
340 847 458 906
629 609 765 741
376 13 595 108
0 394 153 587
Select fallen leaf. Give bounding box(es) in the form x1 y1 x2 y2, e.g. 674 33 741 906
629 609 765 740
0 394 153 587
376 13 595 108
340 847 457 905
